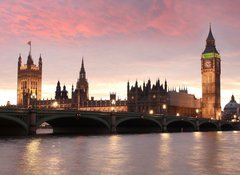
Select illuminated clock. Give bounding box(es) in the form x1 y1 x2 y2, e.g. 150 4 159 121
204 60 212 68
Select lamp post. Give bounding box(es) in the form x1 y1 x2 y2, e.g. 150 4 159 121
196 109 199 118
162 104 167 116
162 104 167 132
52 101 59 109
111 99 116 133
31 93 36 109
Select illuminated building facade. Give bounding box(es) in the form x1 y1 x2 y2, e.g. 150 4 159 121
34 58 127 112
127 79 168 114
167 89 201 117
17 52 42 107
127 80 201 117
201 26 221 119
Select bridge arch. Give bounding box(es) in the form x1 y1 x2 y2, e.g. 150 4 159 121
221 123 233 131
199 121 218 131
0 114 28 135
167 119 196 132
116 117 162 133
37 114 110 134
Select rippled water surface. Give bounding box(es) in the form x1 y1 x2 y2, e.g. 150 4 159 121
0 132 239 175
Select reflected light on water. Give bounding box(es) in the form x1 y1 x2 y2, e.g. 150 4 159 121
233 131 239 134
193 132 202 140
101 135 126 174
161 133 170 140
217 131 223 134
159 133 171 171
22 139 42 174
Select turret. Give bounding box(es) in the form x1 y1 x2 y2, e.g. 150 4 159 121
27 53 34 68
135 80 138 88
127 81 130 93
62 85 68 99
18 54 22 70
39 54 42 70
79 57 86 79
164 79 167 91
55 81 62 100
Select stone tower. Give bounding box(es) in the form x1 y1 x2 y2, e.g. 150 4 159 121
201 26 221 119
17 53 42 107
73 58 89 108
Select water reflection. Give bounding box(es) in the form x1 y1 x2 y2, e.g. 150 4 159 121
1 132 240 175
159 133 171 174
23 138 41 174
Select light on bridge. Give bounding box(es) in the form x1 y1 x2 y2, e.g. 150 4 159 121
149 109 154 115
52 101 58 108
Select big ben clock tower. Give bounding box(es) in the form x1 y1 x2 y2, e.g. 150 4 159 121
201 26 221 120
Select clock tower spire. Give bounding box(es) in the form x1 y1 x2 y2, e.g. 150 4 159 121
201 26 221 120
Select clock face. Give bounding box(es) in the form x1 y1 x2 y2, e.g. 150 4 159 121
204 60 212 68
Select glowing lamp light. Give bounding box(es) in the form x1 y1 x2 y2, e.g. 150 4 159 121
149 110 154 115
111 99 116 105
176 113 180 116
196 109 199 114
52 101 58 108
162 104 167 110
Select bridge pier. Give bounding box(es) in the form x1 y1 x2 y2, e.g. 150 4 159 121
196 120 200 131
28 109 37 135
111 112 116 134
162 116 167 132
217 122 221 131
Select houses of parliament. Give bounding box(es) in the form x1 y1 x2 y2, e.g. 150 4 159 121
16 27 223 119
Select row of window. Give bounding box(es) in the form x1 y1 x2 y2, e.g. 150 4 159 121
21 81 38 89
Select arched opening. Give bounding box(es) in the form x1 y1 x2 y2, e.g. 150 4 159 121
221 123 233 131
116 118 162 134
167 120 195 132
199 122 218 131
41 116 110 134
0 118 27 136
36 122 53 134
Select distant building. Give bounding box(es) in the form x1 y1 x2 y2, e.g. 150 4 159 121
127 80 201 117
33 58 127 112
223 95 240 121
167 89 201 117
17 52 42 107
127 79 167 114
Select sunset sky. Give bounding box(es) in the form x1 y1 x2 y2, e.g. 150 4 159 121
0 0 240 108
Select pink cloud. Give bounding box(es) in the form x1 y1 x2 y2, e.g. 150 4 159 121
0 0 240 43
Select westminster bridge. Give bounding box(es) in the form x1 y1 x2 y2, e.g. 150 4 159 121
0 108 238 135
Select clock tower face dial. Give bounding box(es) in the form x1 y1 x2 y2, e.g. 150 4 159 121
204 60 212 68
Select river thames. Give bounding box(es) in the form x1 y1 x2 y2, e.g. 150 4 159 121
0 131 239 175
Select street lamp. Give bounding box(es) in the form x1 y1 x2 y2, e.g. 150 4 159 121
149 109 154 115
196 109 199 118
162 104 167 116
52 101 58 109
